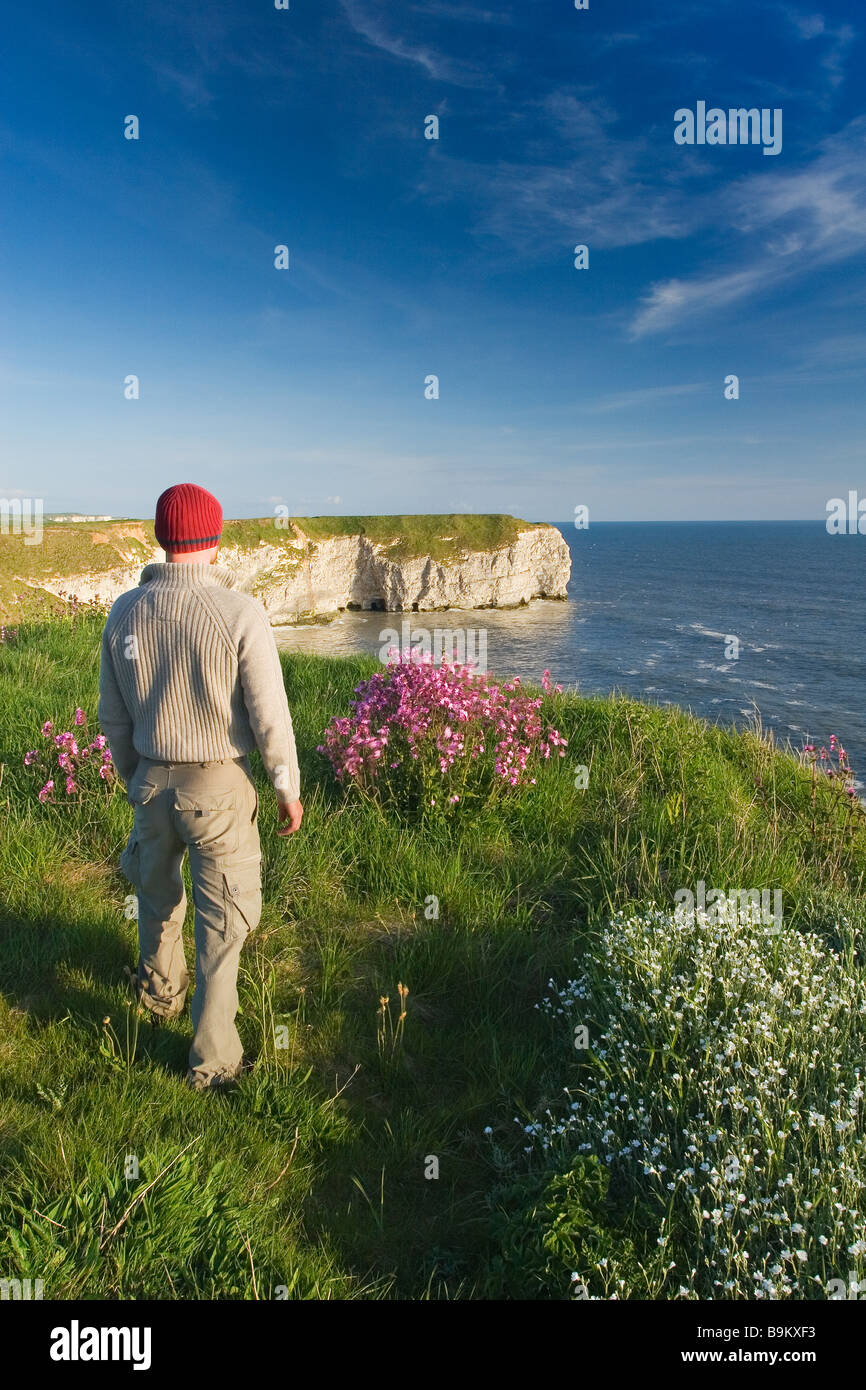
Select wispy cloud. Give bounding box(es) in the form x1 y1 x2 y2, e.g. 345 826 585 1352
410 1 513 22
148 62 216 111
631 269 771 338
418 90 708 253
788 11 827 40
585 383 708 413
130 1 323 111
339 0 497 88
631 117 866 336
820 23 856 89
785 8 856 92
802 333 866 366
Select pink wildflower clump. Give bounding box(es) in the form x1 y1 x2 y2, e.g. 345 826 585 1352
317 653 567 815
801 735 859 800
24 709 116 803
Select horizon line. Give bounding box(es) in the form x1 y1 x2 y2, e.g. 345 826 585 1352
32 514 835 526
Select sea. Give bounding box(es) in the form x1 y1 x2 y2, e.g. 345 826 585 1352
273 521 863 785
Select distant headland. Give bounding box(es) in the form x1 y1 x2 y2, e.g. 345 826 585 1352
0 514 572 625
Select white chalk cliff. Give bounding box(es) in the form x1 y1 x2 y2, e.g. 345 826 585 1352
31 521 571 625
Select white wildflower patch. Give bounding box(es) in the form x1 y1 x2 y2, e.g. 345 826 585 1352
528 904 866 1299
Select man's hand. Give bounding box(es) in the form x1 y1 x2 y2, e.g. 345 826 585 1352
276 798 303 836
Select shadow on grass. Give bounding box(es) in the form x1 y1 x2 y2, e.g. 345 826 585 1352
262 909 585 1298
0 908 195 1080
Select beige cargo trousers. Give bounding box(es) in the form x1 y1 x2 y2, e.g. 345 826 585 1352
120 752 261 1090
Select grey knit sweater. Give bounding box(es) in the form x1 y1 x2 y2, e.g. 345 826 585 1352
98 562 301 802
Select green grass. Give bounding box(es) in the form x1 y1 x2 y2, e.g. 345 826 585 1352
0 613 864 1299
0 521 155 621
291 514 525 561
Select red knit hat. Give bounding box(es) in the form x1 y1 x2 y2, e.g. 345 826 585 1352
154 483 223 554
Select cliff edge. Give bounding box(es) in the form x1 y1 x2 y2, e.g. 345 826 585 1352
0 515 571 625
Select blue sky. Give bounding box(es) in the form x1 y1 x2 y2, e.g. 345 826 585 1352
1 0 864 521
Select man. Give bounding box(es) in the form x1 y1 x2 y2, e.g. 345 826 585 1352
98 483 303 1091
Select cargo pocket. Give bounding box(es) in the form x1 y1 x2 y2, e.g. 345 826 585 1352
222 860 262 942
120 832 141 888
121 780 158 888
174 790 239 856
126 778 158 809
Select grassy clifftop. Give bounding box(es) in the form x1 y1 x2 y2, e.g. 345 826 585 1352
0 613 864 1298
0 514 533 620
